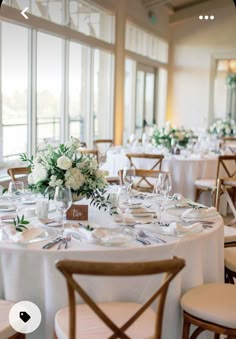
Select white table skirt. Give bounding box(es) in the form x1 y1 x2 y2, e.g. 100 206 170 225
102 151 218 203
0 203 224 339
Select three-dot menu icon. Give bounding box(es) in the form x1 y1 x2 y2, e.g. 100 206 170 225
199 15 215 20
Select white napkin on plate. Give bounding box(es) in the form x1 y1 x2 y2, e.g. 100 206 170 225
170 222 202 234
182 207 217 219
75 228 109 242
0 224 44 242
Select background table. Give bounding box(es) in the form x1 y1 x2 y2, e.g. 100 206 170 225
0 202 224 339
102 150 218 203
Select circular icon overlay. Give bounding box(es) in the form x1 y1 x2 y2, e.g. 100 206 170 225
9 301 41 334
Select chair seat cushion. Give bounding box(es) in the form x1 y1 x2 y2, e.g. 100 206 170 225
224 226 236 244
225 247 236 271
181 283 236 329
55 302 156 339
194 179 216 189
0 299 17 337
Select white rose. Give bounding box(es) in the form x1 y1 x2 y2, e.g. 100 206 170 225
57 156 72 170
32 163 48 183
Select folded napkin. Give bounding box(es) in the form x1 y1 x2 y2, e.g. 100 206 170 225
170 222 202 234
0 224 44 242
182 207 218 219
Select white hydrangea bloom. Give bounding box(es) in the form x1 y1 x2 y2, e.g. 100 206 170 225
28 173 34 185
57 156 72 170
32 163 48 183
65 167 85 190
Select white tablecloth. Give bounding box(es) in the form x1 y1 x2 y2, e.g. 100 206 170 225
102 150 218 203
0 202 224 339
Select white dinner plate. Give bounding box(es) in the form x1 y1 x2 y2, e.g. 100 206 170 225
16 228 58 244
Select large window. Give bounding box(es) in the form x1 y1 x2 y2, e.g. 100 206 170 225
69 42 90 141
124 22 168 141
0 0 115 168
126 21 168 63
1 22 28 160
37 32 63 147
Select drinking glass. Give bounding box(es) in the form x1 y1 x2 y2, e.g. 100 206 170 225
153 173 169 221
54 186 72 234
7 181 25 216
123 168 136 192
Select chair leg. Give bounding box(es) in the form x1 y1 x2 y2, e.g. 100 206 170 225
182 317 191 339
225 267 236 284
195 189 201 202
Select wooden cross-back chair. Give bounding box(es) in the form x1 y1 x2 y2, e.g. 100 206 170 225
54 257 185 339
118 169 168 193
181 282 236 339
0 299 25 339
79 149 99 162
195 155 236 203
126 153 164 171
215 176 236 227
93 139 113 165
7 167 30 181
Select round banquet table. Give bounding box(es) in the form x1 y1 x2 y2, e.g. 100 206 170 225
0 202 224 339
102 149 218 203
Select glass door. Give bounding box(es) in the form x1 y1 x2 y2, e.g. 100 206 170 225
135 65 156 137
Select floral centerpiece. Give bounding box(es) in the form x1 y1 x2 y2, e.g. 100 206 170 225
208 119 236 137
152 124 191 150
20 138 109 210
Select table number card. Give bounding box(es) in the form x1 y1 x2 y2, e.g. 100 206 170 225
66 204 88 220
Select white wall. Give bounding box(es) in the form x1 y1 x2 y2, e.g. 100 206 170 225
168 3 236 130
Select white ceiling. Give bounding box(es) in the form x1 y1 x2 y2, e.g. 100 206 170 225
142 0 233 23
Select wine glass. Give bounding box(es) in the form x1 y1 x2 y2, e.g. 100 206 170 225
7 181 25 217
54 186 72 234
153 173 169 222
166 173 172 198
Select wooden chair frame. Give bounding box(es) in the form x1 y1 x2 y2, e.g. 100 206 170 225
182 310 236 339
94 139 113 164
225 265 236 284
79 149 99 162
7 167 30 181
118 169 169 192
56 257 185 339
195 155 236 203
8 334 25 339
126 153 164 172
215 177 236 226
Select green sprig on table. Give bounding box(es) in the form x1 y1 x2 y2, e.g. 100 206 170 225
13 215 30 232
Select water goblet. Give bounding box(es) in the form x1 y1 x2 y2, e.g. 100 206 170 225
54 186 72 234
153 173 169 222
7 181 25 217
123 167 136 203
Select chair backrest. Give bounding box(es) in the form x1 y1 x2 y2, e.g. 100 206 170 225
94 139 113 164
56 257 185 339
215 155 236 182
118 169 169 192
215 176 236 224
7 167 30 181
80 149 99 162
126 153 164 171
79 141 87 148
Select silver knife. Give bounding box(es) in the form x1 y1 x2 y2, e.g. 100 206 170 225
42 237 62 249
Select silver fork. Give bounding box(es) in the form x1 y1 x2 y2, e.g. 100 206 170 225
137 230 166 243
57 233 71 250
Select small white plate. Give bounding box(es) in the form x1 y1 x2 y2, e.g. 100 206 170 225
22 200 36 205
0 206 16 212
